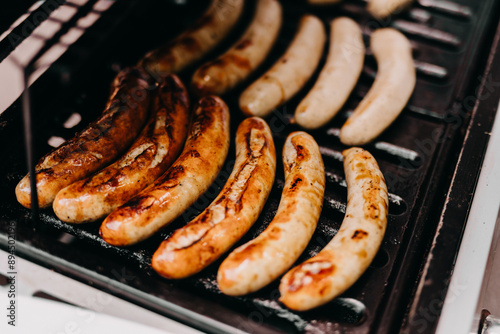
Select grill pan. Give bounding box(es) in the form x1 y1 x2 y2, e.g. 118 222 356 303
1 0 500 333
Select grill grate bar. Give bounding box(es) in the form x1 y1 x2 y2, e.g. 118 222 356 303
408 8 433 23
392 19 462 47
0 0 46 42
325 128 422 163
324 170 407 209
417 0 472 18
0 0 66 63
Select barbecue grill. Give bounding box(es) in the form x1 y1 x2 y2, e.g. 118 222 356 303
1 0 500 333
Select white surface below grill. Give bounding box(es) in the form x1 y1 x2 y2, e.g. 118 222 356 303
0 252 202 334
437 99 500 334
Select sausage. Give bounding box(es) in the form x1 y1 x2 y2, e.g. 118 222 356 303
139 0 244 79
367 0 414 19
279 147 388 311
15 67 153 209
217 131 325 296
191 0 282 96
294 17 364 130
151 117 276 279
100 95 230 246
53 75 190 223
239 15 325 117
339 28 415 146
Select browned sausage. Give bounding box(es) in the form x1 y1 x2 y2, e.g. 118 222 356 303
191 0 283 96
139 0 244 79
53 74 190 223
217 131 325 295
151 117 276 279
16 67 153 209
100 95 231 246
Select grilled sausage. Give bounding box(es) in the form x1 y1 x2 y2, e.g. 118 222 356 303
139 0 244 79
217 132 325 296
100 96 230 246
367 0 413 19
239 15 325 117
279 147 388 311
152 117 276 279
339 28 415 146
53 75 190 223
191 0 282 96
294 17 364 130
15 67 153 209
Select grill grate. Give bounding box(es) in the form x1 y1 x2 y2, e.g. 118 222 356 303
0 0 499 333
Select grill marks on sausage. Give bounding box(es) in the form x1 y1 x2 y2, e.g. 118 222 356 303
285 137 311 174
349 151 388 222
165 207 221 252
167 226 212 252
190 98 220 139
290 177 302 191
287 261 335 292
187 150 201 158
156 165 185 189
352 229 368 240
225 128 266 205
292 138 309 161
117 143 155 169
142 97 221 190
118 195 156 217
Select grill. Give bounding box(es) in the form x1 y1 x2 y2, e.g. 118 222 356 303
1 0 500 333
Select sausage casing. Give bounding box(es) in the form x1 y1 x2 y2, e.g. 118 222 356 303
152 117 276 279
279 147 388 311
368 0 414 19
294 17 364 130
339 28 415 146
139 0 244 79
100 96 230 246
239 15 325 117
191 0 282 96
217 131 325 296
53 74 190 223
16 67 153 209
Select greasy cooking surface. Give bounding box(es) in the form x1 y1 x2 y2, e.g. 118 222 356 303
0 0 499 333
